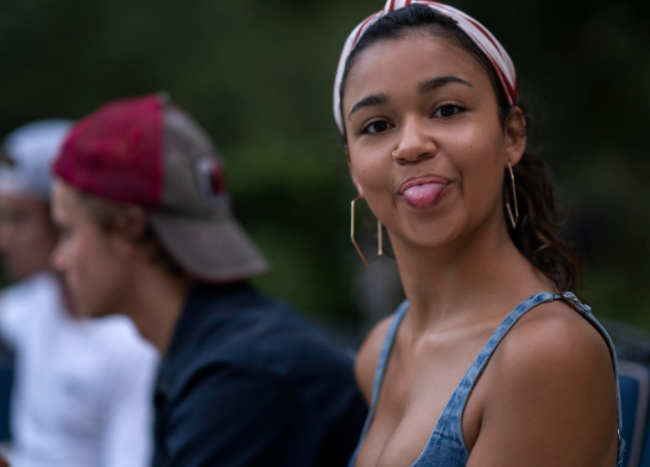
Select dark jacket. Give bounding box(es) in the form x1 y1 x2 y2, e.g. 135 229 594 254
152 282 367 467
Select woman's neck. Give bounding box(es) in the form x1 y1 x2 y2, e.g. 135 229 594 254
391 215 550 335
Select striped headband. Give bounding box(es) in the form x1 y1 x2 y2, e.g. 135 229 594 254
333 0 518 135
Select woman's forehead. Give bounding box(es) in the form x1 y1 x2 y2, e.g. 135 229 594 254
343 34 489 105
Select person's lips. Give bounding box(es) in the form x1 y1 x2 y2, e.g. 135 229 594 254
399 176 451 209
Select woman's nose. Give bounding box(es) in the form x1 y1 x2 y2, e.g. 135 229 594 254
392 117 437 164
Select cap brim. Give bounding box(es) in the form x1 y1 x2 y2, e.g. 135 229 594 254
149 213 269 282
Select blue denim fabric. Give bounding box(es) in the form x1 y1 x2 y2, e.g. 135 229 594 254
349 292 624 467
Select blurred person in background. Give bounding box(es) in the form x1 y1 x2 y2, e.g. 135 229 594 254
50 94 367 467
335 1 623 466
0 121 158 467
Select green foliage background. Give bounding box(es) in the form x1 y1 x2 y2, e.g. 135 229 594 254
1 0 648 331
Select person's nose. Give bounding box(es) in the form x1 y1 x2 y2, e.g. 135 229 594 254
392 116 438 165
50 242 68 272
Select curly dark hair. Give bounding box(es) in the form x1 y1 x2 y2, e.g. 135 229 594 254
338 4 582 294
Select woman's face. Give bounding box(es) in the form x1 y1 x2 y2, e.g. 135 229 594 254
342 33 525 250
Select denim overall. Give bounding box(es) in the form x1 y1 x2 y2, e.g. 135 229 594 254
349 292 624 466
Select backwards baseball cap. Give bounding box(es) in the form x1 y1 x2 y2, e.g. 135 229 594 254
53 94 269 282
0 120 73 200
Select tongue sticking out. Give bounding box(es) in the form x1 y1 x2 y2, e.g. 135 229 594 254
403 183 447 209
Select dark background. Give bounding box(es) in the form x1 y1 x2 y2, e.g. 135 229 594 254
0 0 648 335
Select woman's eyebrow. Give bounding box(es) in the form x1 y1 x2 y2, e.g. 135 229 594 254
419 76 473 94
348 94 389 120
347 77 472 120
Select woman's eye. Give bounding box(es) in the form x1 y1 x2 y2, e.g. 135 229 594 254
363 120 394 134
434 105 464 118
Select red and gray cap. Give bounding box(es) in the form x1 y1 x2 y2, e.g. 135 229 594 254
53 94 269 282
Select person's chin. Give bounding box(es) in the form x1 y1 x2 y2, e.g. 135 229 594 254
83 304 115 319
402 219 459 249
72 296 112 319
410 236 452 249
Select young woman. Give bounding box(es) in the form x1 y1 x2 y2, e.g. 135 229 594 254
334 2 623 466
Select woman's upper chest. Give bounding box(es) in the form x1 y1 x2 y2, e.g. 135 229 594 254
355 322 495 467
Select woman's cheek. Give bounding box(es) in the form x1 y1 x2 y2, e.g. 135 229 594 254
351 152 394 220
352 145 388 187
455 149 503 223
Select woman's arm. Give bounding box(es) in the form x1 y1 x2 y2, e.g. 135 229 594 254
466 302 619 467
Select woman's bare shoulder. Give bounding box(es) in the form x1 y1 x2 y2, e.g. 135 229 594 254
466 300 619 466
496 299 614 374
354 315 395 404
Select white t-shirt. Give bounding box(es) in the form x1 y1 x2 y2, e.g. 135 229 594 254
0 273 159 467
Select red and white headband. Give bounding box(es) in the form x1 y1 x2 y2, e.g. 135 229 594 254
333 0 518 135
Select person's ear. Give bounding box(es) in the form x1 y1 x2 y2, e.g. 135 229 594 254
110 207 148 258
346 146 364 197
505 106 527 167
118 207 147 241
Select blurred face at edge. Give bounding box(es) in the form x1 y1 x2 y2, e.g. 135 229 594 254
342 33 526 249
0 193 58 281
50 180 135 318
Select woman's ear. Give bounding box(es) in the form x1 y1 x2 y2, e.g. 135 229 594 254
505 106 527 167
346 146 364 197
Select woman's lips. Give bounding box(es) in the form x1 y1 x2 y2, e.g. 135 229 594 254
399 176 451 209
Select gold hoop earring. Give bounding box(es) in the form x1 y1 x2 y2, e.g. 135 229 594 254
505 161 519 229
351 195 383 266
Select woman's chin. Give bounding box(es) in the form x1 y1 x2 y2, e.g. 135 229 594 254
410 237 454 250
395 226 460 251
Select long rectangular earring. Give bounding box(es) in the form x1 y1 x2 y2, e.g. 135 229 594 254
505 161 519 229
